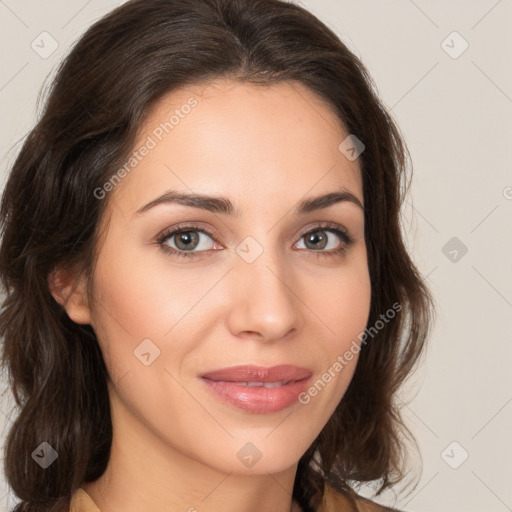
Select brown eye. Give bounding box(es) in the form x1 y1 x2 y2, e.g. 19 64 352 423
157 226 218 259
171 231 201 251
295 225 354 257
303 230 329 250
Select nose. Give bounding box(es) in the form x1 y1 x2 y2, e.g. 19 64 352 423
225 247 304 343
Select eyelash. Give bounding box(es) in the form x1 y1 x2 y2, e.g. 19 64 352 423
155 221 355 260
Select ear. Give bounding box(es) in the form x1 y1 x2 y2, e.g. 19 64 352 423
48 266 92 325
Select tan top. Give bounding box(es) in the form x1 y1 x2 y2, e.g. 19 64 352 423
70 484 399 512
317 484 400 512
69 488 102 512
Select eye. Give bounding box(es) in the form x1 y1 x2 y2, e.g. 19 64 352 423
294 223 354 257
156 224 218 259
155 221 355 259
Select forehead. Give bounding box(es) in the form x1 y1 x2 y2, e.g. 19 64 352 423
107 78 363 217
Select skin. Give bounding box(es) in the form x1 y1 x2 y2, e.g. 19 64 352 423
51 78 371 512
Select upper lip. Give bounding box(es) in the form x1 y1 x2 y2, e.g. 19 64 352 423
200 364 312 383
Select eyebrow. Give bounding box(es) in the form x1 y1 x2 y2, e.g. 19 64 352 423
134 188 364 217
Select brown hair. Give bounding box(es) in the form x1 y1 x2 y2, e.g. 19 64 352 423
0 0 435 510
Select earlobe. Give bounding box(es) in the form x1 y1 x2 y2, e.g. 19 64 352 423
47 266 92 325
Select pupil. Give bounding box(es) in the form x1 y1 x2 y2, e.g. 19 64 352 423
176 231 198 250
307 232 326 250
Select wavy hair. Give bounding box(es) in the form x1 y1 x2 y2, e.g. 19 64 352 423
0 0 435 510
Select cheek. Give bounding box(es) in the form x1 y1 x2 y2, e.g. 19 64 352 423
88 242 224 383
323 278 370 331
88 249 173 381
317 252 372 347
91 243 199 332
309 254 371 398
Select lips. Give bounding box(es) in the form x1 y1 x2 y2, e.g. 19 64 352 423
200 364 313 414
200 364 312 384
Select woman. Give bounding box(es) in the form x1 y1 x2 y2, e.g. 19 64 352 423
0 0 434 511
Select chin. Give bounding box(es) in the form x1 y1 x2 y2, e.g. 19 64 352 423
203 433 313 476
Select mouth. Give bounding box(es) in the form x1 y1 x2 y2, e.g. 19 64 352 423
222 380 296 388
200 364 312 414
200 364 312 383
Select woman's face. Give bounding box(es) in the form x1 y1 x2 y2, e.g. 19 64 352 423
84 79 370 475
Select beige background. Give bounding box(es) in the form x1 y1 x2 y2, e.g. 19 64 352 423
1 1 511 510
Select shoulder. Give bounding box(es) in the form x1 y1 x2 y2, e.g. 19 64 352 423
319 483 405 512
353 494 403 512
69 487 102 512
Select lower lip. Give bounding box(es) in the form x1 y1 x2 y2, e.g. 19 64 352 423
201 377 311 413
